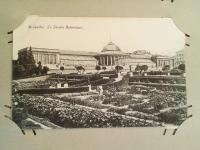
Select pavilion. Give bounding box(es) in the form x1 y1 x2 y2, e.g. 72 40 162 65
96 42 128 66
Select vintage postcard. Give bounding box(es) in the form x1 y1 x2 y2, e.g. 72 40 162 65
12 16 187 129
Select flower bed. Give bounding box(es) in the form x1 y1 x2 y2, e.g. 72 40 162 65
60 96 109 109
12 94 161 128
129 76 186 85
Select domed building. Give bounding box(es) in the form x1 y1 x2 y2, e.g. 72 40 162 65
96 42 128 66
18 42 159 74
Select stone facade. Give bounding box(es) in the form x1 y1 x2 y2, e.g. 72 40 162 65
18 44 183 72
96 42 129 66
124 50 156 71
155 50 184 70
18 47 98 70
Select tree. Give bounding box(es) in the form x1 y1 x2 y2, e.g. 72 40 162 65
16 47 36 77
42 66 49 74
135 65 141 72
60 66 64 74
162 65 170 72
129 65 132 72
35 61 43 75
135 64 148 75
151 55 157 63
13 64 26 79
18 47 35 65
141 65 148 72
170 68 183 75
102 66 106 71
95 65 101 73
178 64 185 72
115 65 123 73
75 65 85 74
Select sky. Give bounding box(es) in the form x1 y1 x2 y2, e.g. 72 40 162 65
13 16 185 60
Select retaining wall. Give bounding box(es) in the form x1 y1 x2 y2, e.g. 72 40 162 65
14 75 52 82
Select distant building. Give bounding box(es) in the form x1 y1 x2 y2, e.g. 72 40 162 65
95 42 129 67
123 50 156 71
17 43 183 73
174 50 185 67
95 43 157 71
18 47 98 71
155 55 171 70
155 50 184 70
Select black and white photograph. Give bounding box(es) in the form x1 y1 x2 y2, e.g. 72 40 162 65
12 16 187 129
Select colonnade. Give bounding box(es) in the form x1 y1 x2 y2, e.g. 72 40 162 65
99 55 126 66
156 59 171 68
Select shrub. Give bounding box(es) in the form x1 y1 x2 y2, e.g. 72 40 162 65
42 66 49 74
107 107 129 115
178 64 185 72
95 65 101 72
115 65 123 72
162 65 170 72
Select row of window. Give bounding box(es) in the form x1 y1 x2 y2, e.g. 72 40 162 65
60 59 97 67
33 53 57 64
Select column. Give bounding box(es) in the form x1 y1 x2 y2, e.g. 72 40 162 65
107 56 109 66
41 55 43 64
156 59 158 67
48 55 50 64
45 55 47 64
110 56 113 65
37 53 39 63
52 55 55 64
40 54 42 63
56 54 60 64
44 55 47 64
113 56 115 65
99 57 102 65
37 53 40 63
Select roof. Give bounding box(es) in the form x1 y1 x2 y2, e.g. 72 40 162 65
23 47 98 56
27 47 59 53
98 42 127 56
155 55 170 59
59 50 97 56
131 50 152 59
98 51 128 56
102 42 121 52
132 50 151 55
60 55 97 61
126 58 155 64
